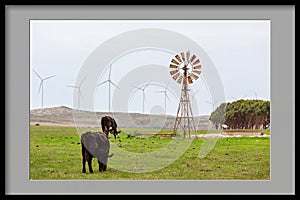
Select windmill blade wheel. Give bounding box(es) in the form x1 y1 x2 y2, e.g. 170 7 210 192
169 51 202 85
187 76 193 84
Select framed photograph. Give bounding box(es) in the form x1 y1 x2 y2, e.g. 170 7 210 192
5 5 295 195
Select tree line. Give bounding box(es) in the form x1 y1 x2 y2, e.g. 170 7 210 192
209 99 270 130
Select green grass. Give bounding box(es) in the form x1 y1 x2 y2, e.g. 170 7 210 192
111 127 222 135
30 125 270 180
263 129 270 135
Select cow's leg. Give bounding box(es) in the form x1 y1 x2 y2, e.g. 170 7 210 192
111 129 116 139
103 163 107 171
82 158 86 173
82 145 87 173
102 157 108 171
98 160 104 172
102 164 107 171
101 125 106 133
87 154 93 173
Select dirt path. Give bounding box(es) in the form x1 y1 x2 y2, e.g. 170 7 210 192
30 122 270 139
192 133 270 139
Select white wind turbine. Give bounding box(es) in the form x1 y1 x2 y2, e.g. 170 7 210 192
206 98 220 111
231 94 247 101
133 80 152 114
206 98 221 130
32 69 56 110
66 77 86 110
97 64 120 112
156 83 171 113
191 88 200 100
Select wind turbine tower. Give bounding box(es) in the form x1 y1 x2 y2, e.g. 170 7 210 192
133 80 152 114
156 83 171 113
66 77 86 110
97 64 120 112
206 98 220 111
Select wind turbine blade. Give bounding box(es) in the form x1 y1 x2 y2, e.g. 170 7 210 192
213 98 220 105
144 80 152 88
206 101 212 105
32 69 42 80
108 64 112 79
166 93 170 101
156 91 164 93
79 76 86 87
191 89 199 98
110 81 120 89
164 87 176 99
193 89 200 97
165 82 170 90
38 81 43 94
132 85 143 90
97 80 109 86
78 89 84 99
66 85 78 88
43 75 56 80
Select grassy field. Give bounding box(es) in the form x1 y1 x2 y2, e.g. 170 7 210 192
30 125 270 180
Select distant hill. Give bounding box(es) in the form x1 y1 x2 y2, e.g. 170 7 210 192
30 106 211 130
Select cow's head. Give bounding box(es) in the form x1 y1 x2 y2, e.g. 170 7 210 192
109 127 121 139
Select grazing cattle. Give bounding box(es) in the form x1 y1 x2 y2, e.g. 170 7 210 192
81 131 112 173
222 124 229 130
101 116 121 139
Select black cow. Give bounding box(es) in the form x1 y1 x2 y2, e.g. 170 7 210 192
101 116 121 139
81 131 113 173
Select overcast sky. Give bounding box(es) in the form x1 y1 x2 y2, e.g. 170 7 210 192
30 20 270 116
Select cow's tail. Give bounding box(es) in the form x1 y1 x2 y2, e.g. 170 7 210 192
108 153 114 158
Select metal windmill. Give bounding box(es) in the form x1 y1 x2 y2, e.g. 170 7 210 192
66 77 86 110
32 69 56 110
169 51 202 138
97 64 120 113
133 80 152 114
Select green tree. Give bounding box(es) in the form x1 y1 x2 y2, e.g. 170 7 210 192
209 99 270 129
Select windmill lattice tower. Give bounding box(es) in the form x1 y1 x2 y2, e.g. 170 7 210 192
169 51 202 138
